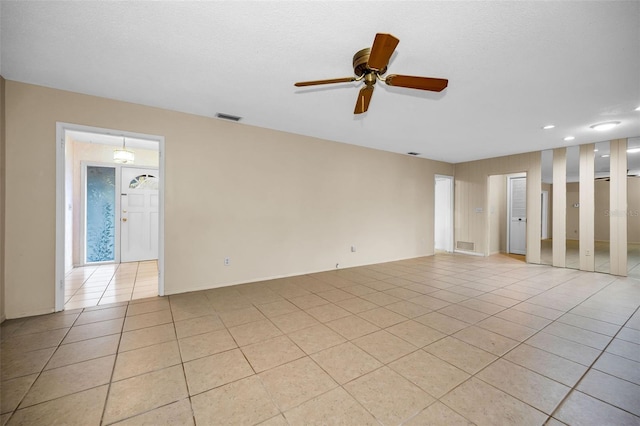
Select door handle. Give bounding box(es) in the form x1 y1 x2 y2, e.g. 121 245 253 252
122 218 127 222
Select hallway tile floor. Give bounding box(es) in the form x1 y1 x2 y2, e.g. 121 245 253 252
2 254 639 425
64 261 159 310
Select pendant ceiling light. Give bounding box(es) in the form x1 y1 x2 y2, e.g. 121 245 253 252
114 137 134 164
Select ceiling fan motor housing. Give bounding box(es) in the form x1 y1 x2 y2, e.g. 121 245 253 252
353 48 387 77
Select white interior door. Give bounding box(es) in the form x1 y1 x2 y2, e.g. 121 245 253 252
121 167 159 262
509 176 527 255
434 175 454 252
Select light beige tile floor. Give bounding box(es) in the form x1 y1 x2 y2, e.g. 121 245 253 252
2 253 640 425
64 261 159 309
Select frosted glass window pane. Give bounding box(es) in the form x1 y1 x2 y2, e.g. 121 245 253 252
86 166 115 262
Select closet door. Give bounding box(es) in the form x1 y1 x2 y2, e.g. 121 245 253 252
509 176 527 255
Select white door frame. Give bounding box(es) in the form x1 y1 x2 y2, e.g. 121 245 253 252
55 122 166 311
434 174 454 253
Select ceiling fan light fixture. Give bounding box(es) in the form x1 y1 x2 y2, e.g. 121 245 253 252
563 136 575 141
589 121 620 131
114 137 134 164
542 124 555 130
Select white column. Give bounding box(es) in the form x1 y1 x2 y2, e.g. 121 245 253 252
610 139 628 276
553 148 566 267
579 144 595 271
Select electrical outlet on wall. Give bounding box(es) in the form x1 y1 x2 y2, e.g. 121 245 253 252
351 246 356 252
224 257 230 266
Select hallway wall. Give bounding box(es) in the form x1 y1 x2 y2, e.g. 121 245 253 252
0 76 5 322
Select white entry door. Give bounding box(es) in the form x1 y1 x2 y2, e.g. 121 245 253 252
121 167 159 262
509 176 527 255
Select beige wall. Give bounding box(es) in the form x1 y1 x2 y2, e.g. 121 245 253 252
69 140 159 267
488 175 507 254
0 76 5 322
453 152 541 262
3 81 453 318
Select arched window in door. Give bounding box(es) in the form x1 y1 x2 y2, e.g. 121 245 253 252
129 174 159 190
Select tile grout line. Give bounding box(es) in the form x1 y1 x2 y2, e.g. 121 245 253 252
97 264 120 308
389 266 627 423
546 304 640 423
98 300 130 426
65 265 100 306
164 296 197 426
3 308 84 423
420 267 582 423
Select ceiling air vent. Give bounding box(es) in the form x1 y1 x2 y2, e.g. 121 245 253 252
407 152 420 156
216 113 242 122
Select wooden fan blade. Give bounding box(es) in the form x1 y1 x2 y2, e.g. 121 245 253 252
294 77 355 87
367 33 399 71
385 74 448 92
354 86 374 114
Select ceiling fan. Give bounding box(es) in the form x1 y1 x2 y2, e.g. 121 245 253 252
294 33 448 114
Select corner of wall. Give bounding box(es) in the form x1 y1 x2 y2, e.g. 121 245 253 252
1 75 6 322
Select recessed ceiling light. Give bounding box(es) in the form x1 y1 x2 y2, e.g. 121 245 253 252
601 154 610 158
594 149 599 152
628 148 640 154
635 106 640 111
542 125 555 130
563 136 575 141
589 121 620 131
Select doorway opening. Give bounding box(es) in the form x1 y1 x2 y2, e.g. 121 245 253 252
508 175 527 256
55 123 165 311
434 175 454 253
487 173 527 261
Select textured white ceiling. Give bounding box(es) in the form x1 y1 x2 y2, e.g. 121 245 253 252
2 1 639 163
